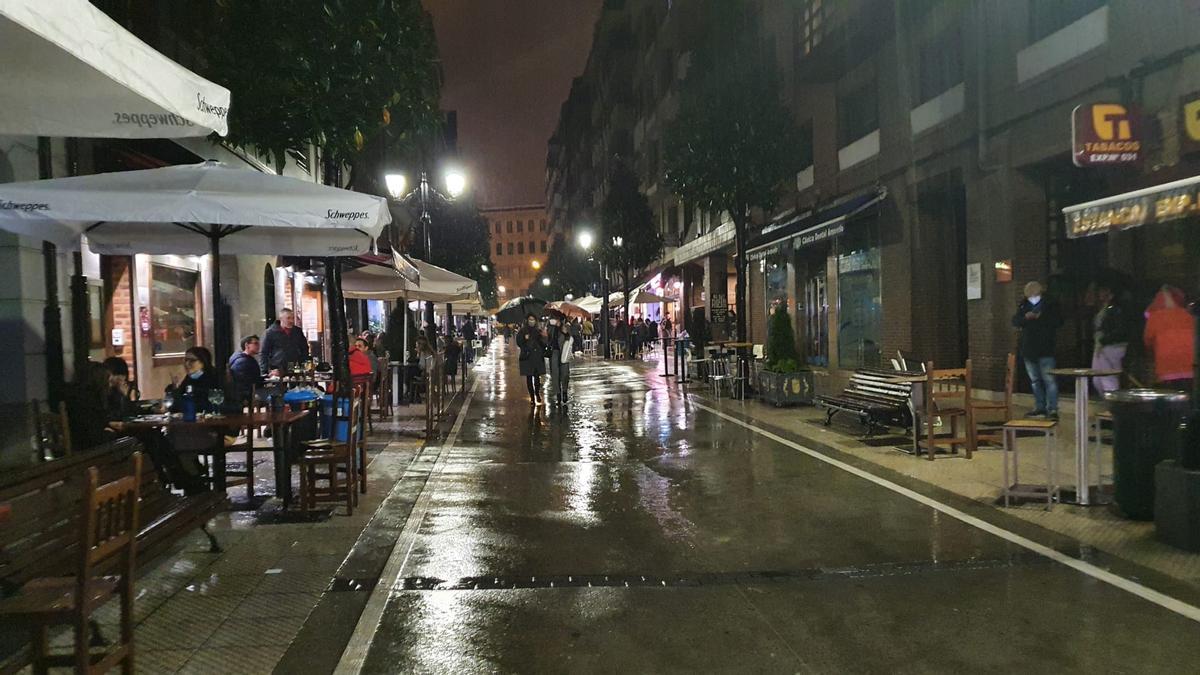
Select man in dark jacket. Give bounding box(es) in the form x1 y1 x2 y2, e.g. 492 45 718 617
229 334 264 402
1012 280 1061 418
261 308 310 374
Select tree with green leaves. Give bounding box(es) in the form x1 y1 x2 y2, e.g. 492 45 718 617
426 201 499 309
663 0 803 342
599 161 663 320
539 234 602 301
204 0 442 183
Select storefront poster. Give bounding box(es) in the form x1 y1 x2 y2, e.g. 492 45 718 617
709 292 728 328
1072 103 1142 167
966 263 982 300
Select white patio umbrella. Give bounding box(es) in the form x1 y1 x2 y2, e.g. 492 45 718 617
341 253 478 303
0 0 230 137
0 160 390 369
0 160 389 254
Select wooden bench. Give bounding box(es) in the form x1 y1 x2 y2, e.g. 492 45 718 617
0 437 225 671
817 369 917 436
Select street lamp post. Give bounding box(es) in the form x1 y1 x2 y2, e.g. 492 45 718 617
577 229 613 360
386 167 467 340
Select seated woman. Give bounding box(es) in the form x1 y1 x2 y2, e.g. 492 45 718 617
102 356 139 420
163 346 223 494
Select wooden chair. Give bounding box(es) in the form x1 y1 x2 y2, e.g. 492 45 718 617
969 353 1016 447
0 453 142 674
919 360 976 460
372 369 392 422
32 400 71 461
297 394 359 515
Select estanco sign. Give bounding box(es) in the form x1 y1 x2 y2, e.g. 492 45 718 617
1072 103 1142 167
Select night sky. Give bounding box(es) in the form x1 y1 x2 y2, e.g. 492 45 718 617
426 0 604 208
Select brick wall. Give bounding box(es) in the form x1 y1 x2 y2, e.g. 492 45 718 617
102 256 135 377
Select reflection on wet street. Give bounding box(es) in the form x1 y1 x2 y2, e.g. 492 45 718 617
358 342 1200 673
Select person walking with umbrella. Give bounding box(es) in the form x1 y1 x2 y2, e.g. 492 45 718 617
516 315 548 405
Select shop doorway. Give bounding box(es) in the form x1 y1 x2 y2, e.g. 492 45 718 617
915 173 968 367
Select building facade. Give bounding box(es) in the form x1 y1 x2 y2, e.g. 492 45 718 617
549 0 1200 394
482 204 552 303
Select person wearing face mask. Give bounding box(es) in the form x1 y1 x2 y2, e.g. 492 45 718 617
516 315 548 405
548 319 575 405
1012 280 1061 419
166 346 220 408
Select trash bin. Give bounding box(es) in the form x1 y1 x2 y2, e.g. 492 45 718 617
1104 389 1191 520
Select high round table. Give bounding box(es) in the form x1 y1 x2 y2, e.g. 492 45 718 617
1047 367 1121 506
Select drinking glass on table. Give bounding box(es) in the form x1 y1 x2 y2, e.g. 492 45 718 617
208 389 225 416
162 393 174 414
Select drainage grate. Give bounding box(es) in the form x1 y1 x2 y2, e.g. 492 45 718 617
392 554 1052 591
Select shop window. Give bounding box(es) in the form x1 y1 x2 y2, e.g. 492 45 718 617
803 270 828 367
838 81 878 148
836 221 882 369
764 253 790 328
1029 0 1105 43
917 28 962 104
150 263 200 357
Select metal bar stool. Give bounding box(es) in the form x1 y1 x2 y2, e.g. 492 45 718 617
1001 418 1059 510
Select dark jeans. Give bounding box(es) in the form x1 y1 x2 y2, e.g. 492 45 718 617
526 375 542 401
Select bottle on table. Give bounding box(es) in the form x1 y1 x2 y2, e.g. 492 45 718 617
181 385 197 422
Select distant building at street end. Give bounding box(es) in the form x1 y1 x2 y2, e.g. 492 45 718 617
481 204 551 303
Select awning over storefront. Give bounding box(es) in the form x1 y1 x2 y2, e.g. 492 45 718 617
0 0 231 137
747 187 887 260
342 254 477 303
1062 174 1200 239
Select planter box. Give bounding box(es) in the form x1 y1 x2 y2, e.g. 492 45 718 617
757 370 815 407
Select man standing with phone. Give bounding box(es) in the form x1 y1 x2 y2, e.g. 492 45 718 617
1013 280 1061 419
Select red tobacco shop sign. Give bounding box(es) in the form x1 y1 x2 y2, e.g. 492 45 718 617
1072 103 1142 167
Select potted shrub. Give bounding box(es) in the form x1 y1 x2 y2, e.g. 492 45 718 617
757 307 814 406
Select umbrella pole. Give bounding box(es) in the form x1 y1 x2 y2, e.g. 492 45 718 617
400 298 409 402
326 258 352 393
209 233 228 384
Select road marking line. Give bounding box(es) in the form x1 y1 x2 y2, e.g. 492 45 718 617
694 401 1200 624
335 374 484 674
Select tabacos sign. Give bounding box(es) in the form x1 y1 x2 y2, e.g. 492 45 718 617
1072 103 1142 167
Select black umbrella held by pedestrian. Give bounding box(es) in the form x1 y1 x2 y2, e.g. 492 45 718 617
495 296 548 326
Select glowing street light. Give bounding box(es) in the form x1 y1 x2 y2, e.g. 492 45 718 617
531 260 541 270
542 277 551 287
480 264 489 272
577 230 594 250
612 235 623 248
384 173 406 200
444 169 467 198
497 285 506 294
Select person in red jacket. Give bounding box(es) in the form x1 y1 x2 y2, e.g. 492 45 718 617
349 337 373 383
1143 285 1195 392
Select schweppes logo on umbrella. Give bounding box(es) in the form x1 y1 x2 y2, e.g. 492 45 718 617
1073 103 1142 166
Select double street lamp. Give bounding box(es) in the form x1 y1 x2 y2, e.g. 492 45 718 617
577 228 619 359
385 168 468 339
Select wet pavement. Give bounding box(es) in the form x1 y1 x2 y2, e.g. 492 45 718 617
349 343 1200 673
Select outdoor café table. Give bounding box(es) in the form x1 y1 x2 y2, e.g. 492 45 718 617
881 373 929 455
123 409 310 508
1046 368 1120 505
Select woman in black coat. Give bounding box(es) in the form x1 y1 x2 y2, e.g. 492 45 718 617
515 315 548 405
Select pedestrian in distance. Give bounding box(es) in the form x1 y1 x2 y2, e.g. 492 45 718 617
1012 280 1061 419
1089 280 1129 395
1143 285 1195 393
661 315 673 338
549 319 574 405
516 315 548 405
261 308 310 375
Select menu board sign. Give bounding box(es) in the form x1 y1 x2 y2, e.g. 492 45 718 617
1072 103 1142 166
